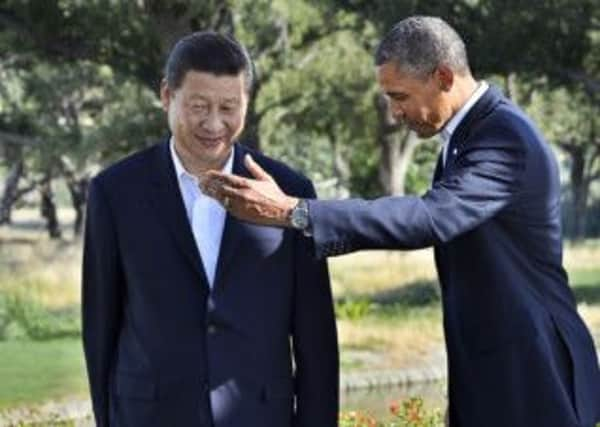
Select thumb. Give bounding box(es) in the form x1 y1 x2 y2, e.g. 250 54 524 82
245 154 275 182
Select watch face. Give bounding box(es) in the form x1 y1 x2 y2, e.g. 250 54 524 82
291 203 309 229
292 210 308 229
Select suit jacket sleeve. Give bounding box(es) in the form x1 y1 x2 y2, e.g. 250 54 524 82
82 178 124 427
291 180 339 427
307 134 526 259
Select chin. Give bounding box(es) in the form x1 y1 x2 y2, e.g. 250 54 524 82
413 129 432 139
199 146 233 168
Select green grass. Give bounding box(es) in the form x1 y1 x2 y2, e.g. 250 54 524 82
569 267 600 287
0 241 596 415
0 339 88 409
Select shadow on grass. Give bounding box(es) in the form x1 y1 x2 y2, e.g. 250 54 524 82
0 237 38 245
337 280 441 308
335 276 600 322
368 280 440 307
335 280 440 321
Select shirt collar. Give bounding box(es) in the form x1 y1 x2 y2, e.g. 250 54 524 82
440 80 489 145
169 137 235 183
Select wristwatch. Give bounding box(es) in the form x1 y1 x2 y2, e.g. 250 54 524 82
289 199 310 232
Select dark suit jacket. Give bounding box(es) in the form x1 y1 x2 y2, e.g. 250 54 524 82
82 140 338 427
307 86 600 427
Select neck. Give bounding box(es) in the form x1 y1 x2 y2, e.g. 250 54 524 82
451 74 479 116
173 142 230 178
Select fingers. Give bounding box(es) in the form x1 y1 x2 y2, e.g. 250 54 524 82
244 154 275 183
200 174 249 210
201 171 248 196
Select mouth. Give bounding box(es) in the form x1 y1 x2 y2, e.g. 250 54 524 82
194 135 227 148
404 120 434 136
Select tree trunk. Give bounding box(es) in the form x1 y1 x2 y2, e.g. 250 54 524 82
504 73 518 100
146 2 235 91
58 158 89 236
374 92 421 195
0 158 24 224
568 146 588 240
241 81 262 151
329 130 351 198
39 176 62 239
66 177 89 236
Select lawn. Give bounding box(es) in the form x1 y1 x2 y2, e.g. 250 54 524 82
330 241 600 371
0 235 598 415
0 339 88 410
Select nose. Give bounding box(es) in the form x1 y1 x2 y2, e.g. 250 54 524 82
390 102 405 121
201 110 225 134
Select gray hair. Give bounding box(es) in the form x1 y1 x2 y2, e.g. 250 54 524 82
375 16 471 78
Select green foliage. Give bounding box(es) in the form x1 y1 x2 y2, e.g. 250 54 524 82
0 294 80 341
339 397 443 427
388 397 443 427
1 0 599 232
335 298 375 320
405 140 439 195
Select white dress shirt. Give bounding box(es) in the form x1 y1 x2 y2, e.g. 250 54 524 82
170 139 234 288
440 81 489 165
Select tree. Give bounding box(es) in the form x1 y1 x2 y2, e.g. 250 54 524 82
319 0 598 196
527 86 600 239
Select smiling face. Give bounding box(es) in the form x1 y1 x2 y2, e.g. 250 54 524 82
376 62 454 138
161 70 248 173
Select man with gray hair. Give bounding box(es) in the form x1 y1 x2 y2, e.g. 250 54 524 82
204 16 600 427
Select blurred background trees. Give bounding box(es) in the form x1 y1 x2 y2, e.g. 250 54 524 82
0 0 598 238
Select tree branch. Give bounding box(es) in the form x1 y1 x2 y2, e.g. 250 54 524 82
0 131 41 146
255 93 302 122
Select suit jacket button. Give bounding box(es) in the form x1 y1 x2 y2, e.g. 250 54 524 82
207 324 218 335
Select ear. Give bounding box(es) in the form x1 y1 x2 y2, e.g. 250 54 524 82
434 65 454 92
159 78 171 112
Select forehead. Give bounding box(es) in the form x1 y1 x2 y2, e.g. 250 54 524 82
177 70 246 98
376 62 423 92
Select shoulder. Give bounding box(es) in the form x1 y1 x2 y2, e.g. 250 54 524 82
236 144 316 198
92 141 164 190
472 97 545 150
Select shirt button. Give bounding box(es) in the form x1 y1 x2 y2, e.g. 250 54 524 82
207 324 218 335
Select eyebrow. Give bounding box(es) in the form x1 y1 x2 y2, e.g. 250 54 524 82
187 94 239 103
386 91 408 99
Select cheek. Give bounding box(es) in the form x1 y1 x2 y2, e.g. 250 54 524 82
227 113 245 134
178 111 201 131
426 109 442 125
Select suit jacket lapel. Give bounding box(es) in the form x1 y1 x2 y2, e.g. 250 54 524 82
212 144 247 293
147 139 210 289
432 150 444 184
442 85 504 173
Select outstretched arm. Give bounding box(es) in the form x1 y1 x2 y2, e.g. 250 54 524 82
204 140 525 259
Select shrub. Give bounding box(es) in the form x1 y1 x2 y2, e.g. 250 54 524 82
340 397 443 427
1 294 80 341
335 299 375 321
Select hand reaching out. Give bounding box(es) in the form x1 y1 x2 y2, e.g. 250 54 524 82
201 154 299 227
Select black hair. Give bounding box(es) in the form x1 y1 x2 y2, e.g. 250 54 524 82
164 31 253 92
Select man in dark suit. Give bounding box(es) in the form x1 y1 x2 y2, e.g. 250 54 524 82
204 16 600 427
82 32 338 427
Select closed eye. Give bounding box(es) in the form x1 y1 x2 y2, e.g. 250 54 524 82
387 92 409 102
